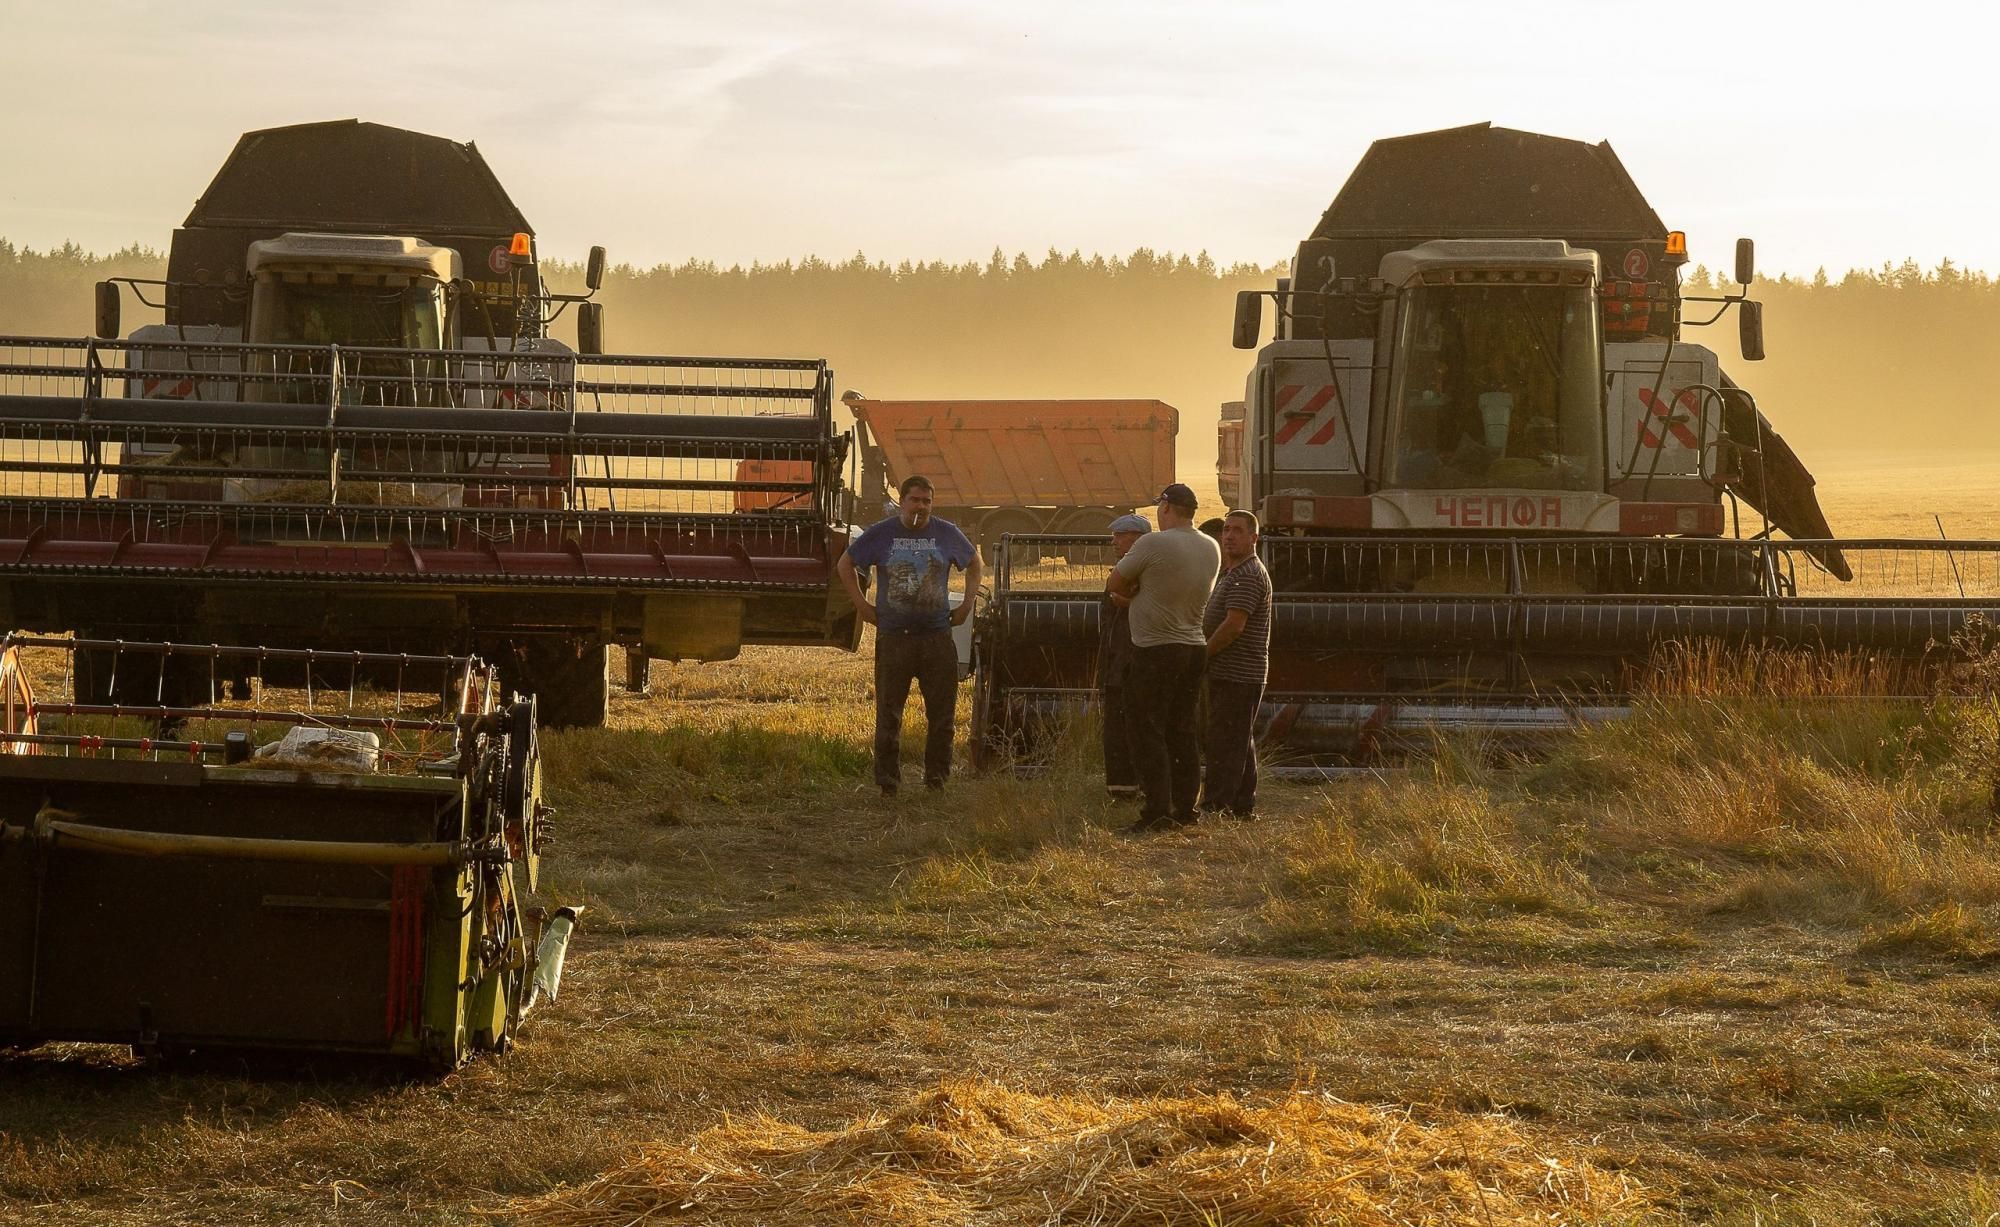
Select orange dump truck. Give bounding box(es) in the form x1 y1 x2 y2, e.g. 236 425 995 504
1218 400 1246 509
821 396 1178 557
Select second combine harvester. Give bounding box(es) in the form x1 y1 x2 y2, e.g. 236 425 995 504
976 123 1992 767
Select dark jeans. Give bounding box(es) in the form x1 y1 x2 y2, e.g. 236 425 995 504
1125 643 1206 823
875 629 959 790
1102 683 1137 789
1202 679 1263 815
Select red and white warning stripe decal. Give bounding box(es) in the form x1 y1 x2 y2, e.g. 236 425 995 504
139 375 195 399
1635 386 1700 449
1272 382 1344 446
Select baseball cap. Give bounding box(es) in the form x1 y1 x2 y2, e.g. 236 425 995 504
1155 482 1198 511
1108 513 1152 534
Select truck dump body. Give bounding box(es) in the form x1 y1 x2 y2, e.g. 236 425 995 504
848 399 1175 509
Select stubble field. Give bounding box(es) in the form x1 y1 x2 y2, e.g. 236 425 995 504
5 472 2000 1224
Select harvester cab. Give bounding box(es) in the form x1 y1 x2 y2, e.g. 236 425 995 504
244 233 461 353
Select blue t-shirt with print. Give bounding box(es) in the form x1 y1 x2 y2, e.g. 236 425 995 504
847 515 976 633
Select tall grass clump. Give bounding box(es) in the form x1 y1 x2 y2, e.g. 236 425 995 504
1257 777 1593 956
892 714 1145 919
544 722 869 809
1536 641 2000 935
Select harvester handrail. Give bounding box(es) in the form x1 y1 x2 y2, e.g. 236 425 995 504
0 495 826 530
0 334 828 369
0 396 827 439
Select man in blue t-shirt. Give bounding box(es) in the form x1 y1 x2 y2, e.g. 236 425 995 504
836 475 981 796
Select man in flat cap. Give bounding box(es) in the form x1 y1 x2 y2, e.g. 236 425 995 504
1106 483 1219 832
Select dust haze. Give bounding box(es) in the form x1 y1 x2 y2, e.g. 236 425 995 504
4 241 1995 531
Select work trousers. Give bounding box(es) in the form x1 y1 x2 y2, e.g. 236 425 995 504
1125 643 1207 824
874 629 959 791
1201 678 1263 816
1101 683 1138 790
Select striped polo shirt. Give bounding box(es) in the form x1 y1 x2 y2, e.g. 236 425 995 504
1202 554 1273 684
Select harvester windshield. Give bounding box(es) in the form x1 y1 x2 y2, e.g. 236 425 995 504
1386 283 1601 492
258 279 445 350
247 278 453 406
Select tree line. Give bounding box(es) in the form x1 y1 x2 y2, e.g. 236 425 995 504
4 238 1994 471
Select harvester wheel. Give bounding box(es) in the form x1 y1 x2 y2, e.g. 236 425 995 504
505 640 610 729
72 643 211 714
502 697 543 892
1700 546 1765 597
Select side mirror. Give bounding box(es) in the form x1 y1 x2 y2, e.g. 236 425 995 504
576 302 605 355
94 281 121 340
585 246 607 293
1232 290 1263 350
1738 299 1766 362
1734 238 1756 287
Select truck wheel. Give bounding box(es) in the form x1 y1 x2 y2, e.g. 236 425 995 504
979 511 1043 575
1059 508 1116 565
504 640 609 729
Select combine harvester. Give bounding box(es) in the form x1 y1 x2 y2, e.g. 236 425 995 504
0 120 858 727
974 123 1992 770
0 635 571 1068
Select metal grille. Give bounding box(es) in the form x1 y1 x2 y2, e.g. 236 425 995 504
984 532 2000 692
0 336 835 520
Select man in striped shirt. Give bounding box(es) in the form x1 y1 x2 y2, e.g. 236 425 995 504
1200 510 1272 819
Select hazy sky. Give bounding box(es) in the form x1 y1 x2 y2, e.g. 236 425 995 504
4 1 1994 277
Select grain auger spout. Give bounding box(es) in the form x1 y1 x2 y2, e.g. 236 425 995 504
0 634 573 1069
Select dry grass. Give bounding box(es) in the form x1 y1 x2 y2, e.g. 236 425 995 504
8 642 2000 1224
505 1079 1644 1226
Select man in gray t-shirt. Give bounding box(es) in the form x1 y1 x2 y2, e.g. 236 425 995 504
1117 517 1222 648
1107 483 1220 832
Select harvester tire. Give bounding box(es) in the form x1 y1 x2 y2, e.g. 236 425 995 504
507 640 610 730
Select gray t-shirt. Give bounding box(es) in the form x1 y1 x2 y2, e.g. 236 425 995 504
1112 526 1220 648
